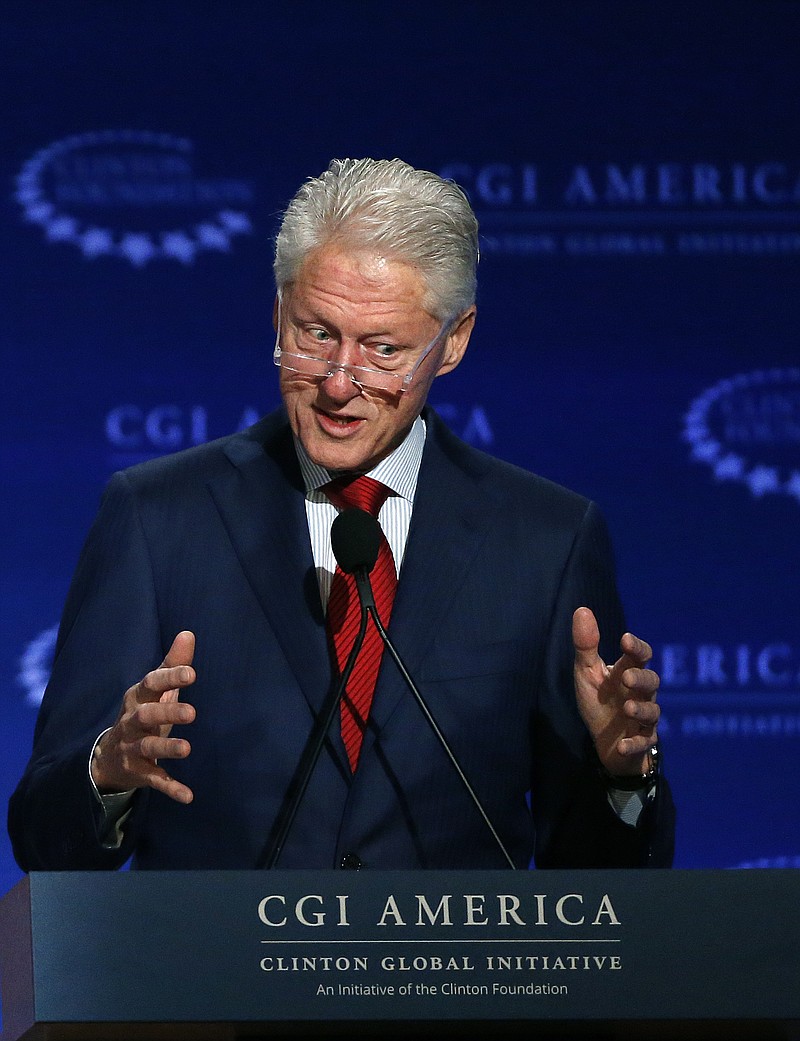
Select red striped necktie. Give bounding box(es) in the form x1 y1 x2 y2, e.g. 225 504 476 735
324 475 398 772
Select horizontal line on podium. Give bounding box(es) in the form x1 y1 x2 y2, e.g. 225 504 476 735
259 938 621 945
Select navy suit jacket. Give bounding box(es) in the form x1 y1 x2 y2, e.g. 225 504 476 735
9 406 675 872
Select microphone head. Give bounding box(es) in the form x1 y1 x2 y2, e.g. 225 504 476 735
331 508 382 575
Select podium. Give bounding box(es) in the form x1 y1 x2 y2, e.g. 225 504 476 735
1 869 799 1040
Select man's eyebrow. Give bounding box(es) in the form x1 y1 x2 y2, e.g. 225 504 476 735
293 311 410 343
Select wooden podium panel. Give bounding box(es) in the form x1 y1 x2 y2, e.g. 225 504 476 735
1 869 799 1040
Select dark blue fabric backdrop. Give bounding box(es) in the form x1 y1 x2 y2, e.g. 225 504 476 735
2 0 799 893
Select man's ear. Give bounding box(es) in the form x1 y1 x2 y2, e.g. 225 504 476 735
272 295 280 332
436 307 476 377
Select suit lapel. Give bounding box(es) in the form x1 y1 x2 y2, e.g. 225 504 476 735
365 411 496 735
207 416 334 718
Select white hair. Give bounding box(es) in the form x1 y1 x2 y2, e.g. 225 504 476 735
274 157 479 319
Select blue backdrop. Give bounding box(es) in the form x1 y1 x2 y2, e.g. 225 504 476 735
2 0 799 894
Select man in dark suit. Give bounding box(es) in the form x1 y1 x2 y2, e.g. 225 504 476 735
9 158 674 872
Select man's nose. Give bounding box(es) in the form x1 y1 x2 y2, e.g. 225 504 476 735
320 341 364 394
320 362 362 399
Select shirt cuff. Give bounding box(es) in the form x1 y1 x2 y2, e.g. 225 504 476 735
607 785 654 827
89 728 136 848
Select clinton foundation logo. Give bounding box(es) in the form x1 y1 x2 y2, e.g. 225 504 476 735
683 368 800 503
14 130 254 265
17 624 58 707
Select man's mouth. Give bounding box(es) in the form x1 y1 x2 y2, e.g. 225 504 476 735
316 407 363 434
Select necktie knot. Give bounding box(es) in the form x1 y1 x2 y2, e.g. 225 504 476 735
324 474 392 517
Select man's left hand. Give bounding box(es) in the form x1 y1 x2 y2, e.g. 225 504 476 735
572 606 660 778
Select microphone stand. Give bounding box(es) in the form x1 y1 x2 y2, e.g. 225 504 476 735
260 607 369 869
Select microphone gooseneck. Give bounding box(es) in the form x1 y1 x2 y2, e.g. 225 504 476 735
258 511 376 869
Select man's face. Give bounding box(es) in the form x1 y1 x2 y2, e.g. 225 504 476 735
276 243 474 473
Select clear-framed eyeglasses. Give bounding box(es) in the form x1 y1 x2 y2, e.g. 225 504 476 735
273 297 452 394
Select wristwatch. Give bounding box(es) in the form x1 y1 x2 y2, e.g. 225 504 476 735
597 743 660 792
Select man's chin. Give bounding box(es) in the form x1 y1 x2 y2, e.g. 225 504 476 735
304 437 376 475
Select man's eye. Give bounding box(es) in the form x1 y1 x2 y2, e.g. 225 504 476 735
371 342 400 358
297 327 333 351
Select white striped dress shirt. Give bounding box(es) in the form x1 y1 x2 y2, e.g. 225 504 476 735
295 415 426 607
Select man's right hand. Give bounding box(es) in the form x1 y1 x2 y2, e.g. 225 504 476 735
90 630 197 804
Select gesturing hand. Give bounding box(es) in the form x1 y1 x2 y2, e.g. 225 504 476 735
91 631 197 804
572 607 660 778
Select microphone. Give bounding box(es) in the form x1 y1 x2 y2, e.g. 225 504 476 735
331 508 382 575
335 511 516 871
330 508 381 613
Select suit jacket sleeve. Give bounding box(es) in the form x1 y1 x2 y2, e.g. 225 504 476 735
8 472 161 870
529 500 675 868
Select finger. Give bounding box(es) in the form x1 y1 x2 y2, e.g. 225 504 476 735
144 765 194 805
134 632 196 704
139 734 192 762
617 734 658 758
619 630 654 668
135 663 195 704
623 697 660 729
137 699 196 729
162 630 196 670
607 637 656 693
621 666 660 699
572 607 601 667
